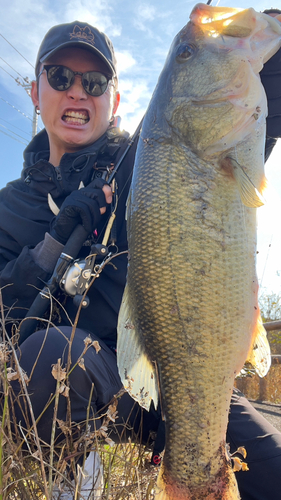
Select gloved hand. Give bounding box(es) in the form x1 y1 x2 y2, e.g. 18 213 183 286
50 178 111 244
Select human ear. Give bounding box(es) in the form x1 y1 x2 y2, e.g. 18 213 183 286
113 91 120 115
31 80 39 107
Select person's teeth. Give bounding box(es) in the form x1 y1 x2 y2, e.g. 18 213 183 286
63 111 89 123
65 111 88 119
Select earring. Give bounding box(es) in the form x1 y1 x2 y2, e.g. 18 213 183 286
35 106 40 116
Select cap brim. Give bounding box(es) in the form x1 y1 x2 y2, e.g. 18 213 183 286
40 41 115 76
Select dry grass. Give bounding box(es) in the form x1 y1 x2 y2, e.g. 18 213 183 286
0 439 159 500
0 289 159 500
3 284 280 499
235 363 281 403
0 343 159 500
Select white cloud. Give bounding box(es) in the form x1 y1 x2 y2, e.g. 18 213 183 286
63 0 122 37
137 4 156 21
0 0 121 81
118 79 151 107
115 51 136 74
120 108 145 135
118 79 151 133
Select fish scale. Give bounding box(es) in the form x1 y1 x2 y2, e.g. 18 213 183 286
129 143 251 487
118 4 281 499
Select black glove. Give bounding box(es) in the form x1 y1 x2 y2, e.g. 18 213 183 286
50 178 109 244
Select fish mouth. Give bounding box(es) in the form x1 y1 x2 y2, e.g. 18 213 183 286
190 76 251 107
62 110 90 125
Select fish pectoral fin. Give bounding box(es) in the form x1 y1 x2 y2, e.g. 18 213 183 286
117 285 158 411
227 157 265 208
246 314 271 377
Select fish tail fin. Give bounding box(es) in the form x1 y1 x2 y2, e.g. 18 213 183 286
246 310 271 377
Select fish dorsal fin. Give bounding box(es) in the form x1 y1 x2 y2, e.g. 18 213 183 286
227 157 265 208
246 313 271 377
117 285 158 411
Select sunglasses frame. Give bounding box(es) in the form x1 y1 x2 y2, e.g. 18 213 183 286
38 64 112 97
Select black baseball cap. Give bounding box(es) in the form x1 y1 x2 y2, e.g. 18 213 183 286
35 21 117 77
263 8 281 15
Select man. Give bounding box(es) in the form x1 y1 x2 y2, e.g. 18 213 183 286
0 21 152 499
0 13 281 500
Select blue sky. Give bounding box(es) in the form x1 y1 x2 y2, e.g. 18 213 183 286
0 0 281 294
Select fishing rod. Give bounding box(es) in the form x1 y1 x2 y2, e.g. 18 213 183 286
18 118 143 345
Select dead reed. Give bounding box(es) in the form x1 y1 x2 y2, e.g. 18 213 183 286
0 286 159 500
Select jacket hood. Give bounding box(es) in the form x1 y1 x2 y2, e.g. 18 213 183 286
23 128 109 171
21 128 127 199
23 129 50 167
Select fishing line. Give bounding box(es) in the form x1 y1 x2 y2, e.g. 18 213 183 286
260 234 273 288
95 118 143 240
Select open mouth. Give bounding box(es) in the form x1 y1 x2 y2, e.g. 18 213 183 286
62 110 90 125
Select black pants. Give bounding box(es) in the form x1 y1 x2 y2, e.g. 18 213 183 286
8 327 158 445
7 327 281 500
227 389 281 500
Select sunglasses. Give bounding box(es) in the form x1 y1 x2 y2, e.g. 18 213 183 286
38 65 112 97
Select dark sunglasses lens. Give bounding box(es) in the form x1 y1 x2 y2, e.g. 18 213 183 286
82 72 109 96
46 66 74 91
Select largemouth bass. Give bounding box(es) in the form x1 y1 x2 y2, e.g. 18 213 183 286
117 4 281 499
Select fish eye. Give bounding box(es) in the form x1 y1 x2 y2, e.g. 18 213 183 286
176 43 195 63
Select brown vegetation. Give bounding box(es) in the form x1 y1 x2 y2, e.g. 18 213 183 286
0 289 159 499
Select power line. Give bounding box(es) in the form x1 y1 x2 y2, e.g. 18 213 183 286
0 128 28 145
0 34 34 69
0 64 16 80
0 59 32 96
0 56 30 82
0 116 30 136
0 96 33 121
0 122 29 143
0 35 38 136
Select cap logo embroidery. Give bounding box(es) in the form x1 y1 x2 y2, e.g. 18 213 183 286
69 25 95 46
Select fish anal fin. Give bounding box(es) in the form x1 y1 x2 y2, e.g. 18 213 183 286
48 193 60 215
125 188 132 222
222 157 265 208
246 312 271 377
117 285 158 411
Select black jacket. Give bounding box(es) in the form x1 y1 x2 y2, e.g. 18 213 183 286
0 127 137 350
260 45 281 161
